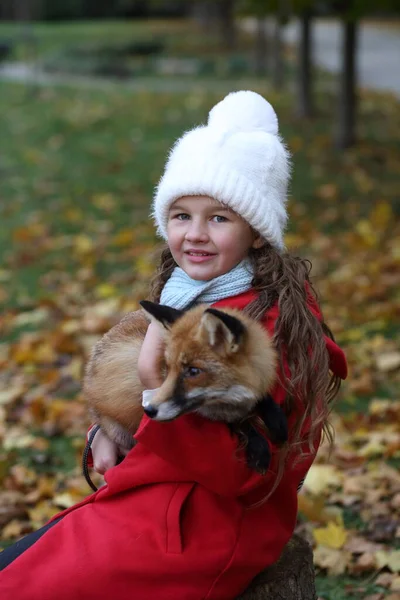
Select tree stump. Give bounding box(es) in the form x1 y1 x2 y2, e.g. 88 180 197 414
236 535 316 600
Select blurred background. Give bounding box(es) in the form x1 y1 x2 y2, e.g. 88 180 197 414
0 1 399 597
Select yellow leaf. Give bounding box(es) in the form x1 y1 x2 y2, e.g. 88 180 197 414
388 553 400 574
34 342 57 364
121 299 140 313
390 576 400 591
28 501 59 529
298 495 342 524
355 219 378 247
2 519 24 539
376 550 391 569
0 385 24 406
74 234 94 254
370 200 392 230
91 193 116 211
64 208 83 222
374 549 400 573
3 431 35 450
61 319 81 335
63 357 83 381
284 233 305 248
313 546 350 575
95 283 118 299
303 465 343 495
112 229 134 247
358 438 386 458
135 256 155 278
376 352 400 372
369 399 392 415
0 269 11 282
46 399 69 422
10 464 36 485
313 521 348 549
12 308 50 328
53 492 80 509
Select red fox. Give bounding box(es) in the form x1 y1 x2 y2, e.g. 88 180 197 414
83 301 287 481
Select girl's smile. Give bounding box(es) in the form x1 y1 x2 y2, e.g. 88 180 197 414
185 251 216 263
167 195 261 281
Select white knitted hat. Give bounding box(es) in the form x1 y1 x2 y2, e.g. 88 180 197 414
152 91 291 251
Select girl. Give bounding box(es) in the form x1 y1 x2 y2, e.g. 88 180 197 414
0 91 347 599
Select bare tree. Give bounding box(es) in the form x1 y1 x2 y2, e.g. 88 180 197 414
271 0 289 90
296 7 314 118
191 0 218 32
218 0 237 50
254 17 269 75
335 17 358 148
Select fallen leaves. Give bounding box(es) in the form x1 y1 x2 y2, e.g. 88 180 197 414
298 397 400 585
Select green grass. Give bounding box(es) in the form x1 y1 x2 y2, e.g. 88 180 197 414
316 574 387 600
0 20 173 61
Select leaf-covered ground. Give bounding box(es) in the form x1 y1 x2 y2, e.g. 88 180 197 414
0 19 399 600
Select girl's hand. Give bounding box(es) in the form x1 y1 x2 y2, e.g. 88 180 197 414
137 321 165 389
89 426 129 474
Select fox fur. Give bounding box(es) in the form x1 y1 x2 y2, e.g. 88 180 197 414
84 301 287 474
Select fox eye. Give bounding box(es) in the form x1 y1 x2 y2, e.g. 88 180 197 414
185 366 202 377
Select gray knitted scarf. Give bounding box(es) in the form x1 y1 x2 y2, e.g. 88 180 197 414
160 259 254 310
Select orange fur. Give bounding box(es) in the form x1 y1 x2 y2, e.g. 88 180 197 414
83 304 277 452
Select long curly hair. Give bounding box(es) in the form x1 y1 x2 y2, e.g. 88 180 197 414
148 242 341 498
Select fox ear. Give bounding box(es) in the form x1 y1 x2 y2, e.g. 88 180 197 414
139 300 184 331
198 308 246 354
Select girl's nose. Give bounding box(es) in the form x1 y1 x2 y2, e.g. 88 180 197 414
184 220 209 243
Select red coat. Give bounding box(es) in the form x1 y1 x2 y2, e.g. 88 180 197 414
0 290 347 600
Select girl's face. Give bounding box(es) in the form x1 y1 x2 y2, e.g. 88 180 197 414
167 195 261 281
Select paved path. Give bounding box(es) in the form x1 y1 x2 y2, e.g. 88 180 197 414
243 18 400 98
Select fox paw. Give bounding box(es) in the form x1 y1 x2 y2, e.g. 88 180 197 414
245 430 271 475
258 395 288 444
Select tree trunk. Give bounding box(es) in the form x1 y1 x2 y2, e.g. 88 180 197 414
254 18 269 76
297 11 314 118
191 1 218 33
236 535 317 600
13 0 40 21
272 17 284 90
0 0 14 19
335 19 358 149
218 0 236 51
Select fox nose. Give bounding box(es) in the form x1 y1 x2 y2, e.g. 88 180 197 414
143 405 158 419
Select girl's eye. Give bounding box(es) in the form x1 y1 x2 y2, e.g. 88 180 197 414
212 215 227 223
176 213 190 220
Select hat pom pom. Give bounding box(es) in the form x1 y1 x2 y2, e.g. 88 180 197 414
208 90 279 136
